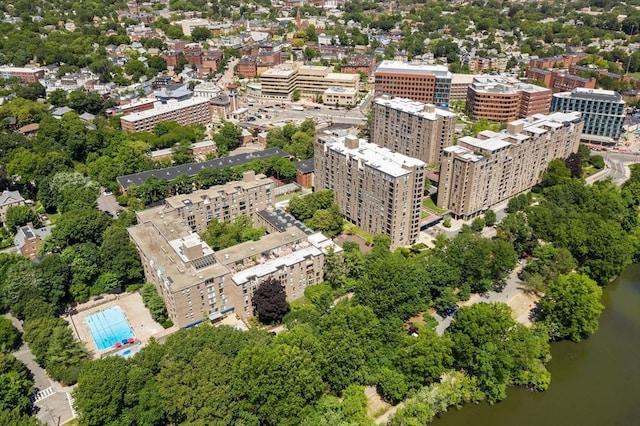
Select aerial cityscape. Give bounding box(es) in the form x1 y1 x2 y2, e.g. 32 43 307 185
0 0 639 425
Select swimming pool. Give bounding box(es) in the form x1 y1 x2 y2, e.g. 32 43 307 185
84 306 135 351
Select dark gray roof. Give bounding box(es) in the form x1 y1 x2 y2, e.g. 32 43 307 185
256 208 315 235
117 147 290 190
295 158 314 174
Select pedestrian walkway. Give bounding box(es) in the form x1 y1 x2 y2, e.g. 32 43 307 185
67 392 78 419
30 386 55 403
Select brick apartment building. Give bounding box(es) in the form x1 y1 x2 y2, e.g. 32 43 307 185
466 76 552 121
314 134 426 249
371 96 456 164
525 68 597 93
341 55 377 76
437 112 583 219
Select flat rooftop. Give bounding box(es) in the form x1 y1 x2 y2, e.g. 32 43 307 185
375 60 451 78
256 208 314 235
556 87 624 103
374 97 456 119
120 97 210 123
470 76 550 94
117 147 289 190
217 226 309 267
321 135 426 177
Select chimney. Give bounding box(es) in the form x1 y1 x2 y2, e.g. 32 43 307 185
243 170 256 182
507 121 524 135
344 134 359 149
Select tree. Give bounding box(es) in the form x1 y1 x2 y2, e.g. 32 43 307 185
471 217 485 232
35 254 71 307
141 283 170 326
252 278 290 325
191 26 211 42
0 354 34 414
565 152 583 178
100 225 143 286
305 204 343 238
4 206 39 231
73 357 129 426
158 348 235 425
446 303 550 403
538 273 604 342
292 90 301 102
233 343 324 425
44 325 88 385
45 209 112 251
394 330 453 391
213 121 241 155
484 209 497 227
0 317 20 353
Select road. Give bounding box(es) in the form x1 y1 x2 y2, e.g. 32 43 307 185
593 150 640 185
4 314 76 425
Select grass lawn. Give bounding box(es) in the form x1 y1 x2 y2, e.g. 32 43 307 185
343 222 374 245
421 211 429 219
422 197 448 215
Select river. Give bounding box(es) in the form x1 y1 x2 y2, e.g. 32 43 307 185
433 264 640 426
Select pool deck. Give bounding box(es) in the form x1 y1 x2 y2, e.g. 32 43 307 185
65 292 169 358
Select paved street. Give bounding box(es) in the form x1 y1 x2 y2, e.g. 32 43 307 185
3 314 76 425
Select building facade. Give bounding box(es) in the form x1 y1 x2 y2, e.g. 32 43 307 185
120 97 212 133
260 67 298 100
371 96 456 164
0 66 45 83
525 68 597 93
128 175 340 327
296 65 360 97
437 112 583 220
551 88 625 143
466 76 552 121
314 134 426 249
374 61 452 106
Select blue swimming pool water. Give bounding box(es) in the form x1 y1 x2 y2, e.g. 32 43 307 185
84 306 135 350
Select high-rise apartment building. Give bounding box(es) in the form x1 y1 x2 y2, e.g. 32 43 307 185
374 61 452 106
551 88 625 143
314 134 426 249
437 112 583 220
128 172 340 328
466 76 552 121
120 97 212 133
371 96 456 164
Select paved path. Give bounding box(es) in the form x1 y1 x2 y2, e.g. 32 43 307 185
3 314 77 425
431 264 530 336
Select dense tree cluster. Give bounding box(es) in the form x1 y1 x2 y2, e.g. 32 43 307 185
251 278 291 325
288 190 344 237
202 216 266 250
266 119 316 160
141 283 172 328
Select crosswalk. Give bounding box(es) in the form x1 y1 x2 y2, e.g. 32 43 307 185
67 392 78 418
30 386 55 403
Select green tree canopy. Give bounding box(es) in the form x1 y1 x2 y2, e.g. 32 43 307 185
538 273 604 342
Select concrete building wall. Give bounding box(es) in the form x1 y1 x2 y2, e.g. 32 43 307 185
314 135 425 249
437 112 583 219
371 97 456 164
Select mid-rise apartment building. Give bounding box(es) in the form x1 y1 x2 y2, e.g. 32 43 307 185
314 134 426 249
163 171 273 234
120 97 212 132
525 68 597 93
551 88 625 143
374 61 452 106
128 174 340 328
466 76 552 121
437 112 583 220
0 66 45 83
371 96 456 164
